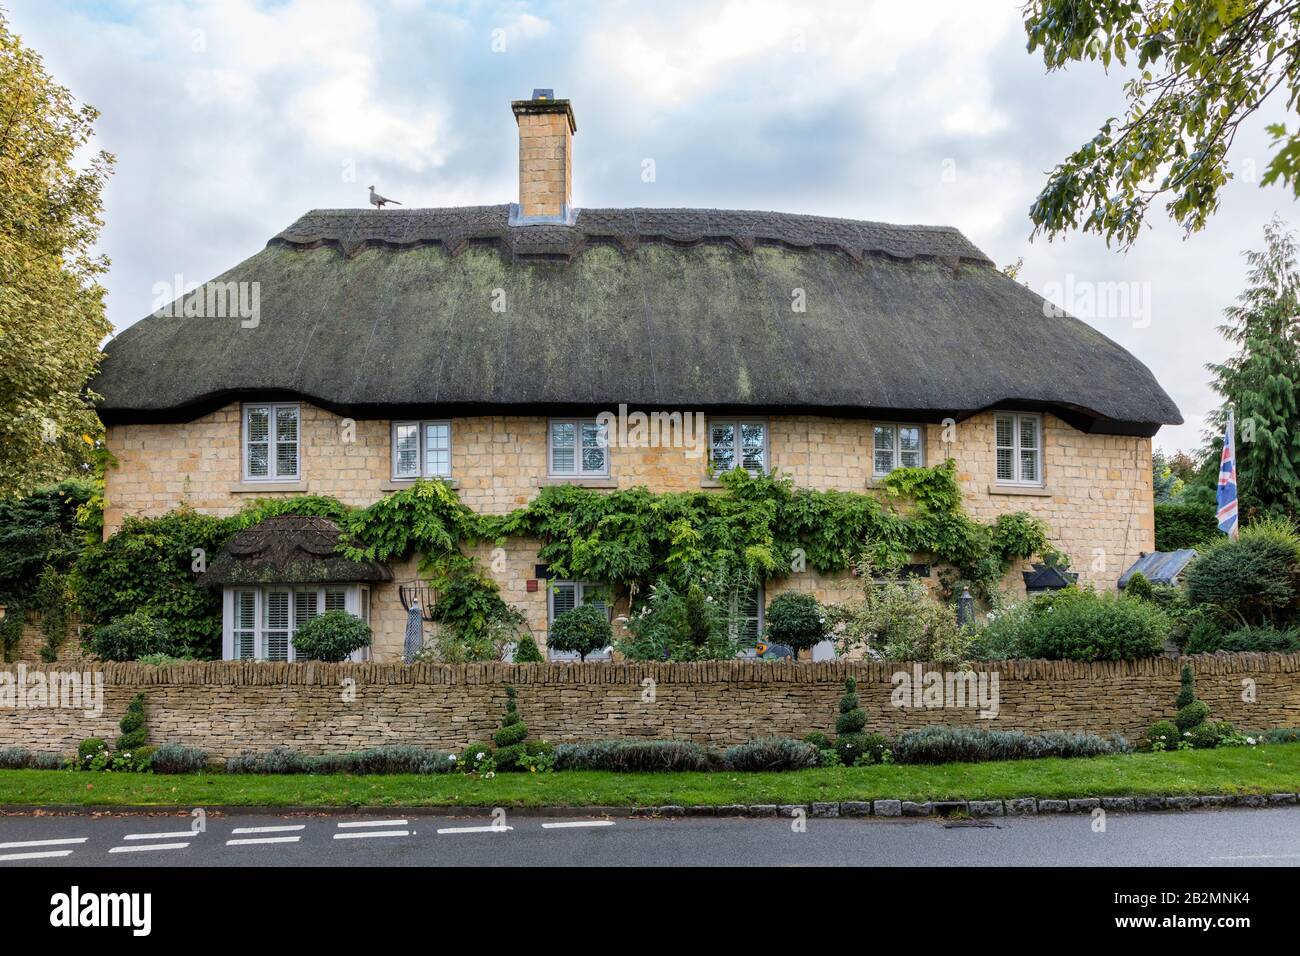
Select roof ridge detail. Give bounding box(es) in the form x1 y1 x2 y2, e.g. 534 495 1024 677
269 204 994 265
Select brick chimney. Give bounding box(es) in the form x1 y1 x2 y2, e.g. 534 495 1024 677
510 89 576 225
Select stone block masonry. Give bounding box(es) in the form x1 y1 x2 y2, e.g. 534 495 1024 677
1 655 1296 759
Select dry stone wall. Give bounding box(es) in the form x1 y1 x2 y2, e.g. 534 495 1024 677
1 655 1296 758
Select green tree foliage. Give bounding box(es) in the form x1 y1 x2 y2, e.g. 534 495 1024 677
1184 516 1300 628
76 509 235 659
0 479 96 607
289 610 371 662
1151 450 1185 503
1207 219 1300 517
1154 501 1219 550
617 578 740 662
0 12 114 493
763 592 827 656
85 609 174 661
548 604 612 661
1024 2 1300 245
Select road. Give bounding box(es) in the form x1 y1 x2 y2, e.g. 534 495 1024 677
1 806 1298 866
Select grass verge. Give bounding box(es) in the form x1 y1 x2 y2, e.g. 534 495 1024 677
0 744 1297 809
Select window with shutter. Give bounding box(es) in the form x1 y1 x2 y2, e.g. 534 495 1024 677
548 420 608 477
234 590 257 660
243 403 299 481
264 589 290 661
291 590 318 661
994 413 1043 486
708 420 766 474
547 581 612 661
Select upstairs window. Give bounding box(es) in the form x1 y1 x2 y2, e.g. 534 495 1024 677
872 424 924 477
995 413 1043 485
392 421 452 480
548 419 608 477
709 420 767 474
243 403 299 481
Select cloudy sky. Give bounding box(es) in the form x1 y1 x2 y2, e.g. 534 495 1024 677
10 0 1298 452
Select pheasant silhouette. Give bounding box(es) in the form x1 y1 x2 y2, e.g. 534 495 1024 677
368 185 401 209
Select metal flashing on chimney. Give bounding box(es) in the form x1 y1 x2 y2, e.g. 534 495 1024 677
508 202 578 227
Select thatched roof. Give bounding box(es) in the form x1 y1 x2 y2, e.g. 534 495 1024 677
93 205 1181 435
202 515 392 587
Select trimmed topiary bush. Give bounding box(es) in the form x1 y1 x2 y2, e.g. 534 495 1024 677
835 677 867 735
513 633 544 663
763 592 826 658
548 603 612 661
1146 720 1180 750
722 737 820 772
492 685 530 770
1173 663 1210 732
115 692 148 751
290 610 371 662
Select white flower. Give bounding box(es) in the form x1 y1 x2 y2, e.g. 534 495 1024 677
1247 737 1257 745
476 751 486 760
448 754 457 762
705 596 714 603
1183 731 1191 737
484 771 495 779
818 617 825 624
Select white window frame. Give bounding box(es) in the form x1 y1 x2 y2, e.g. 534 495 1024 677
872 423 925 477
242 403 300 481
546 580 612 661
708 418 768 475
222 583 370 662
995 412 1044 486
391 420 453 481
547 418 609 478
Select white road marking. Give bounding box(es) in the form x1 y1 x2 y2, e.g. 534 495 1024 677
332 830 410 840
124 831 199 840
0 849 75 862
0 837 87 850
436 825 513 835
225 836 301 846
109 843 190 854
230 825 306 834
337 819 408 828
1211 853 1300 860
542 820 616 829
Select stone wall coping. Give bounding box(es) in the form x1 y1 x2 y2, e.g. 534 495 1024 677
3 653 1296 686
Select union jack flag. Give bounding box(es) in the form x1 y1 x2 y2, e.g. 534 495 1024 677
1217 410 1239 539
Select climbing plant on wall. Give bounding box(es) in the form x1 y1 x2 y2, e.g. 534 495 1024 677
68 461 1051 659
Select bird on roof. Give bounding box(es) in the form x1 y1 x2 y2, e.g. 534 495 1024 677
368 185 401 209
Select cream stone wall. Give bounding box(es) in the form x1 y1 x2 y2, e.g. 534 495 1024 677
103 402 1154 662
